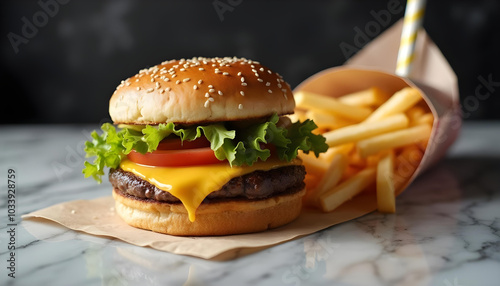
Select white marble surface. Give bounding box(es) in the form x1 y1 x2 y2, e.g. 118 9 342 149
1 122 499 286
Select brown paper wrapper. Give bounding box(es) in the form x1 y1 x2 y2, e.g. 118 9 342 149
23 20 461 260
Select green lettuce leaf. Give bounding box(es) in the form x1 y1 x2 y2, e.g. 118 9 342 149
278 119 329 161
82 114 328 183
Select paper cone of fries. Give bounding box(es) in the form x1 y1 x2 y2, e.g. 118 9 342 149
23 19 461 260
293 19 461 212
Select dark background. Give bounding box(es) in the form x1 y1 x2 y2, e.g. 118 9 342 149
1 0 499 124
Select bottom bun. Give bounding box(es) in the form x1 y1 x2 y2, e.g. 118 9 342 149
112 188 306 236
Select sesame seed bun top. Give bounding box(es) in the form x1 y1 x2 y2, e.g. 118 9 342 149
109 57 295 125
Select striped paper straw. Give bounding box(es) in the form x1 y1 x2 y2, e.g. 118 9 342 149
395 0 427 77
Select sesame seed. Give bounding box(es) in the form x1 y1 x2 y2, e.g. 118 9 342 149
156 82 161 88
172 74 177 78
160 89 165 94
259 67 264 72
250 64 255 68
241 82 247 86
237 72 242 76
257 78 263 82
193 85 198 90
164 77 170 82
147 88 154 93
205 92 210 97
183 78 191 82
238 104 243 110
281 88 287 92
267 70 272 74
266 82 270 86
198 79 203 84
166 87 171 91
209 97 214 102
209 89 215 93
199 68 205 71
254 73 259 77
136 87 141 91
268 89 272 93
218 90 223 96
278 83 282 88
251 69 257 73
125 82 131 86
240 91 245 96
208 85 213 88
223 72 229 76
176 80 181 84
241 77 245 82
180 68 185 72
204 100 210 108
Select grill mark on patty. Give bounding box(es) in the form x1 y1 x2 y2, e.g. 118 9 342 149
109 165 306 204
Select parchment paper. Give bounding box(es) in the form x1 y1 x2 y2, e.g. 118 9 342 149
23 20 460 260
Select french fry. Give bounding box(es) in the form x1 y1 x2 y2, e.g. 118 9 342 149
366 154 381 167
406 106 425 123
299 151 329 178
357 124 432 158
305 153 348 208
412 113 434 126
320 143 354 162
348 150 367 168
338 87 389 107
341 166 362 182
306 110 355 130
294 91 372 122
323 114 409 147
393 145 424 190
364 87 422 122
304 173 321 193
287 110 307 123
377 152 396 213
319 168 376 212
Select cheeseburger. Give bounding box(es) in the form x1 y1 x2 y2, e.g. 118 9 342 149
83 57 328 236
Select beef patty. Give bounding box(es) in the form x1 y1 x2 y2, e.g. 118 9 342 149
109 165 306 204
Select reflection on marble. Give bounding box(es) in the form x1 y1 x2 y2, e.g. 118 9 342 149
1 122 499 286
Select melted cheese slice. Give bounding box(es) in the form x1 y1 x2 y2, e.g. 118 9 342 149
120 158 300 222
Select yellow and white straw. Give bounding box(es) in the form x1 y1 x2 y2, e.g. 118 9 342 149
396 0 427 77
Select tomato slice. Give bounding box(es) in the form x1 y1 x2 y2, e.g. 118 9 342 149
127 137 220 167
157 137 211 150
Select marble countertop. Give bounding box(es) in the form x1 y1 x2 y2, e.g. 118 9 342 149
1 121 499 286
